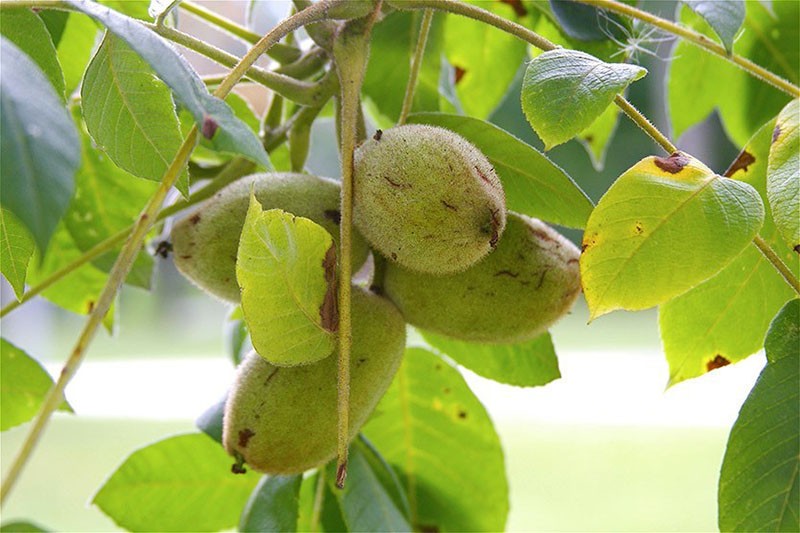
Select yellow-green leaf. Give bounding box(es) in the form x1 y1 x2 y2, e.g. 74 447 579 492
236 195 337 366
767 99 799 252
0 208 35 300
581 152 764 319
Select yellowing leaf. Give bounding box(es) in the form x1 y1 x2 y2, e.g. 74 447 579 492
236 195 337 366
581 152 764 318
767 99 799 252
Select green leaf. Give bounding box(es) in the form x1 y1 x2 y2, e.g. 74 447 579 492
39 10 69 46
548 0 626 42
56 12 99 96
683 0 745 53
0 37 80 253
224 309 250 366
93 433 260 532
445 0 528 119
668 1 797 146
64 115 158 290
0 209 35 300
521 49 646 150
237 198 337 366
718 299 799 532
767 99 799 252
408 113 593 228
0 9 66 99
65 0 270 168
1 338 71 432
363 10 444 126
296 473 348 533
660 119 797 385
195 397 226 445
324 439 412 532
576 101 620 170
581 152 765 319
239 475 303 533
81 33 188 196
0 522 49 532
364 348 509 532
27 223 115 330
422 330 561 388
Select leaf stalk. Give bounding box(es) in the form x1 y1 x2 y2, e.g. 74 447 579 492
398 9 434 125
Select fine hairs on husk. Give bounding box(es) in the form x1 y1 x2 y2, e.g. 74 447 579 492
171 172 370 302
222 286 406 475
353 124 506 275
384 212 581 343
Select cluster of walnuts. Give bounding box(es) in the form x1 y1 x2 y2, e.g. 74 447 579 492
170 124 581 474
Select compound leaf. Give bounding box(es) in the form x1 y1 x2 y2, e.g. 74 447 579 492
0 208 35 300
683 0 745 53
93 433 259 532
237 197 337 366
422 330 561 388
581 152 764 319
767 99 799 252
522 49 645 150
81 32 188 195
364 348 508 532
0 37 79 253
718 299 800 532
408 113 593 228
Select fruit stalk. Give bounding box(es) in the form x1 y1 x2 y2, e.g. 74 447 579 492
398 9 434 125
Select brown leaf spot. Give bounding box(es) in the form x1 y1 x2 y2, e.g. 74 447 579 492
654 152 690 174
723 150 756 177
324 209 341 225
772 124 781 144
238 428 255 448
320 245 339 333
441 199 458 211
706 355 730 372
201 114 219 139
454 65 466 84
634 222 644 235
498 0 527 16
189 213 201 225
583 134 594 144
373 129 383 141
794 244 800 254
457 410 468 419
86 300 95 313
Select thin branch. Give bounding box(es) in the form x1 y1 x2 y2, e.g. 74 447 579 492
753 236 800 295
398 9 434 125
579 0 800 98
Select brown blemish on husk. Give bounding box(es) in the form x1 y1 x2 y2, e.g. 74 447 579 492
189 213 201 225
373 129 383 141
441 199 458 211
320 245 339 332
495 270 519 278
706 354 730 372
724 150 756 177
383 175 409 189
654 152 690 174
238 428 255 447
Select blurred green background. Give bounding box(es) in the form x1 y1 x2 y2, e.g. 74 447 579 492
1 1 761 531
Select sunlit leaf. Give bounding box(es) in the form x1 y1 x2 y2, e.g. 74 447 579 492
56 11 99 96
1 338 71 432
581 152 764 319
81 33 189 195
767 99 799 252
422 330 560 388
446 0 528 119
408 112 593 228
93 433 259 532
364 348 508 532
239 475 302 533
0 37 79 253
521 49 646 150
0 209 35 300
683 0 745 53
0 8 65 99
65 0 270 168
237 198 337 366
660 119 797 385
718 299 799 532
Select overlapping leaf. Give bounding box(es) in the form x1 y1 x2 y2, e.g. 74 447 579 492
660 120 797 385
237 198 337 366
1 209 35 300
56 11 100 95
81 33 188 195
65 0 270 168
0 9 65 99
93 433 259 532
364 348 508 532
521 49 646 150
581 152 764 318
239 475 303 533
422 330 560 388
683 0 745 53
408 113 593 228
718 299 799 532
767 99 799 252
0 37 79 253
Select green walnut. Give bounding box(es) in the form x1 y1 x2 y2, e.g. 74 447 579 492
222 286 405 475
383 212 581 343
354 124 506 274
171 173 370 302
